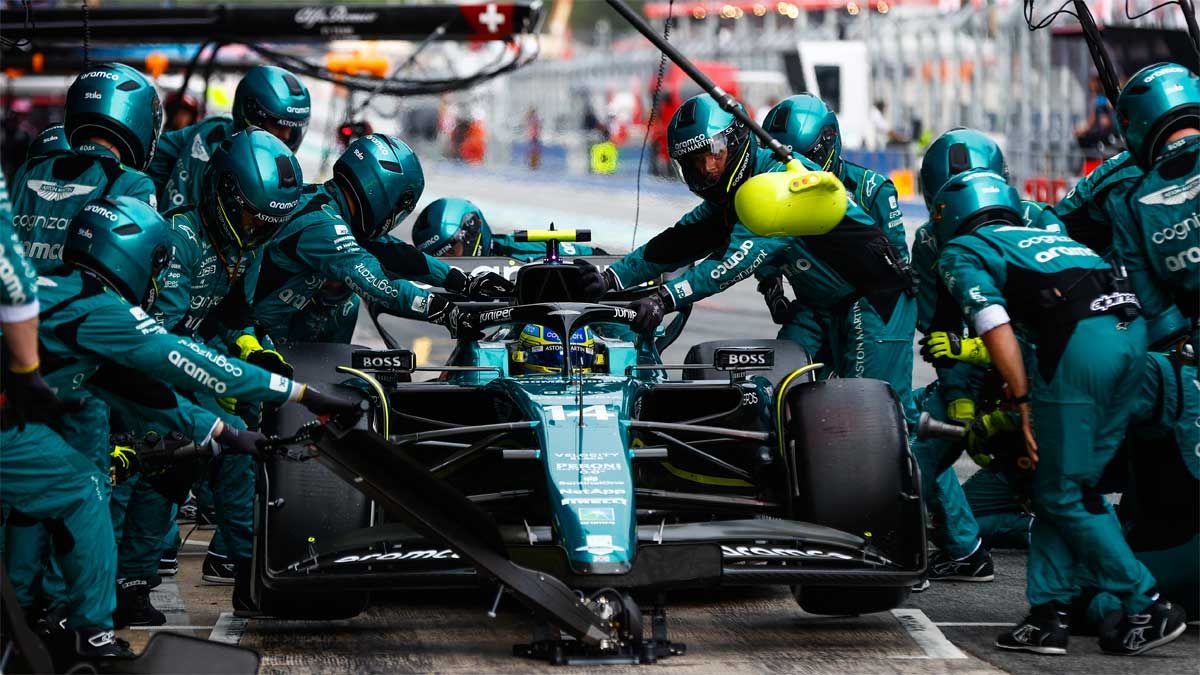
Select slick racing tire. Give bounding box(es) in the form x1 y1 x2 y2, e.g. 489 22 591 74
683 338 813 384
253 343 373 620
783 378 919 616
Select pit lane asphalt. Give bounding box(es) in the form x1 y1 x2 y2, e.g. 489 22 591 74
122 164 1196 672
142 532 1196 673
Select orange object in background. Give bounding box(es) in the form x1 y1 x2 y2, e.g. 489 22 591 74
460 121 487 164
145 52 169 79
889 168 915 200
31 53 44 73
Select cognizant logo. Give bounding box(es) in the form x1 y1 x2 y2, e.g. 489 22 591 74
1151 212 1199 245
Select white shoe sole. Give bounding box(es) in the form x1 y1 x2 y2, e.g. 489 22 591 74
1102 622 1187 656
995 642 1067 655
201 574 235 585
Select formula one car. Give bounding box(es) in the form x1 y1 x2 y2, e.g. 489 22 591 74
245 231 926 663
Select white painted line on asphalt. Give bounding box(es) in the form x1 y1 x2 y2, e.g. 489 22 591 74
934 622 1011 627
892 609 968 659
150 578 188 616
210 612 248 645
129 625 214 631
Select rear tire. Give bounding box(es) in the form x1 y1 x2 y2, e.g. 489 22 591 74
251 343 372 620
783 378 921 616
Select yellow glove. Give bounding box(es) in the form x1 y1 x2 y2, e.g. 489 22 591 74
235 334 293 378
966 410 1019 467
919 331 991 367
109 445 138 485
946 398 976 424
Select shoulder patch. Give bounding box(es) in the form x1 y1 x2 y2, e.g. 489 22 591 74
26 179 95 202
1138 174 1200 206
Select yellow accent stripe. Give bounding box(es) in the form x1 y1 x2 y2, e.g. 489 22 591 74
773 364 824 458
660 461 754 488
725 140 753 193
335 366 390 436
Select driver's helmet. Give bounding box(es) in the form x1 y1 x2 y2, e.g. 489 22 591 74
65 196 173 310
232 65 311 151
199 127 303 251
919 128 1007 209
1115 62 1200 169
763 94 842 175
28 124 71 159
411 197 492 257
510 324 601 375
667 94 755 204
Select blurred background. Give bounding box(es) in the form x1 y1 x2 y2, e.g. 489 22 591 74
1 0 1196 368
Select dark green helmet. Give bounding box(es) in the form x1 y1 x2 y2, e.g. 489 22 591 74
667 94 754 204
200 128 302 251
763 94 842 174
65 196 172 309
928 170 1023 248
232 65 311 151
333 134 424 242
27 124 70 160
65 62 163 170
411 197 492 257
919 128 1007 209
1115 62 1200 168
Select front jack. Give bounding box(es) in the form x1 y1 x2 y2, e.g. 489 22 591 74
513 590 685 665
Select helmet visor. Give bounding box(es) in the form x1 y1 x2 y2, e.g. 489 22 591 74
523 344 597 372
456 212 485 256
801 125 839 171
243 96 308 151
216 172 289 249
671 134 732 194
142 243 173 310
373 189 418 240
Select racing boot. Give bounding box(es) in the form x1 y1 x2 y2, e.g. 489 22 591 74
201 551 236 585
995 603 1069 655
1098 597 1186 656
114 577 166 628
928 544 994 582
158 555 179 577
48 626 135 670
23 603 70 639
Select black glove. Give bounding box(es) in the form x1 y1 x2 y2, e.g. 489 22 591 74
427 295 484 341
628 287 673 334
2 367 75 431
245 349 294 379
215 424 268 458
444 268 515 300
299 386 363 419
757 276 792 325
575 260 610 301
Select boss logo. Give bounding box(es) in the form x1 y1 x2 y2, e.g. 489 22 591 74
351 349 415 372
713 347 775 371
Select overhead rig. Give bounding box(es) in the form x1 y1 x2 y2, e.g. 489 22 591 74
0 3 545 96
